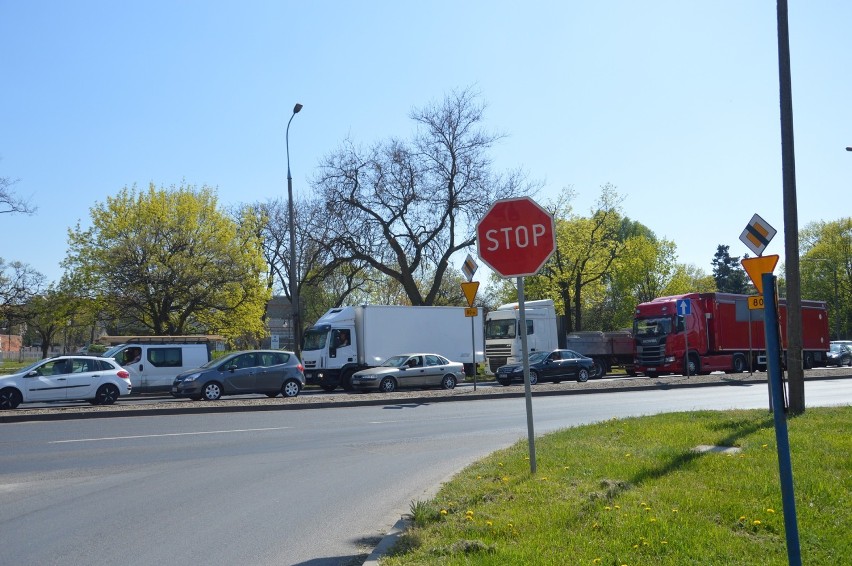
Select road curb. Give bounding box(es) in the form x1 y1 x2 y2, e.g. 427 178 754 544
2 373 849 424
363 515 411 566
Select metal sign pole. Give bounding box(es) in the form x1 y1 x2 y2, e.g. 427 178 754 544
471 314 477 391
518 276 536 474
762 273 801 566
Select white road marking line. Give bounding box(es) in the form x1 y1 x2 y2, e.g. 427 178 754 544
49 427 292 443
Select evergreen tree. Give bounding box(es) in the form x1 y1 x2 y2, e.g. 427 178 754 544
711 245 751 294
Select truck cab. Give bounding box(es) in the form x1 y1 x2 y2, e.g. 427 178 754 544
484 299 559 372
301 308 359 391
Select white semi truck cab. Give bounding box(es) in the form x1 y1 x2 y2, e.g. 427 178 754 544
484 299 559 372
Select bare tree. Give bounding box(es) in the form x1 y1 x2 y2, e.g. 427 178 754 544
313 87 535 305
1 162 36 215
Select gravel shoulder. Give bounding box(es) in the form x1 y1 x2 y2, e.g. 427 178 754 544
2 368 850 423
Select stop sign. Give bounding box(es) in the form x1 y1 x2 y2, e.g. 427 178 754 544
476 197 556 277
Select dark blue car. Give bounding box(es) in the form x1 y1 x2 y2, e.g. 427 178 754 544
496 349 593 386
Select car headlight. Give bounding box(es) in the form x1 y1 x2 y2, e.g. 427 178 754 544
182 373 202 382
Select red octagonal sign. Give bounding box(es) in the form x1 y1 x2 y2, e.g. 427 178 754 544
476 197 556 278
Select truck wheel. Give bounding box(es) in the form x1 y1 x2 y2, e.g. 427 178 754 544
646 372 659 379
340 370 355 391
732 355 747 373
577 368 590 383
591 359 606 379
379 377 397 393
686 354 699 376
803 352 814 369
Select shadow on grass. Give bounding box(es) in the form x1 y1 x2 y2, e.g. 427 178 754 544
590 414 774 503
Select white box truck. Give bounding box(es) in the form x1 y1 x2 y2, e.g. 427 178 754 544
484 299 560 372
301 305 484 391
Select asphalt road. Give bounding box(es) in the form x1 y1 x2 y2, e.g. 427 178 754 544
2 378 850 565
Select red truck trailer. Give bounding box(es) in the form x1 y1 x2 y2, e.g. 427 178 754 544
633 292 830 377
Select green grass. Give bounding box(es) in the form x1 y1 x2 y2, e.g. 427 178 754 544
383 407 852 565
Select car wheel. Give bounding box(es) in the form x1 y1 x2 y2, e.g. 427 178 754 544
497 379 511 386
202 382 223 401
281 379 301 398
732 354 747 373
441 374 456 390
94 384 120 405
577 368 590 383
265 392 279 398
320 384 337 392
529 371 538 385
0 388 23 410
845 355 852 367
379 377 396 393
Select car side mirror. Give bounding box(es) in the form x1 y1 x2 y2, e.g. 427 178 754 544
26 370 39 378
228 365 237 372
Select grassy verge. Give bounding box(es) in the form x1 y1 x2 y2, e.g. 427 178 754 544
383 407 851 565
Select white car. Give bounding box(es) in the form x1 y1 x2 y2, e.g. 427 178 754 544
0 356 132 409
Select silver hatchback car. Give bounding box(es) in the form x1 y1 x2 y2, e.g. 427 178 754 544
351 353 465 393
171 350 305 400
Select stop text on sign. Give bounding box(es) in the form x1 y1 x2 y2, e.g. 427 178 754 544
484 224 548 251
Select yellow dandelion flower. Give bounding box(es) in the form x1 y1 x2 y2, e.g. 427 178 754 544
440 509 448 515
766 508 775 513
633 544 639 549
502 476 509 482
604 506 612 511
614 505 620 510
643 540 650 545
465 515 474 521
540 477 548 481
486 521 493 527
640 502 647 507
477 475 482 479
507 522 514 528
645 507 652 512
592 522 600 529
661 540 668 545
563 466 570 470
466 510 474 516
649 518 657 523
671 509 678 513
753 520 761 525
625 453 632 457
739 516 747 522
593 559 601 564
762 444 768 448
498 462 504 467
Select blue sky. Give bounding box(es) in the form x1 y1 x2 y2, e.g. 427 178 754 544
1 1 850 287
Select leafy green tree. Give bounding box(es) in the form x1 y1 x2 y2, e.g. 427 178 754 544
25 286 74 358
64 184 270 341
711 245 752 294
800 217 851 339
529 184 627 332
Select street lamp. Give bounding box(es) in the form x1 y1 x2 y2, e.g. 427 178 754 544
286 102 303 354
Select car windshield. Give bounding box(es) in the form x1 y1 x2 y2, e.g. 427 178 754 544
381 355 409 367
19 358 47 374
485 318 516 339
830 343 848 353
634 317 672 338
198 355 228 369
101 345 124 358
302 328 328 351
528 351 550 363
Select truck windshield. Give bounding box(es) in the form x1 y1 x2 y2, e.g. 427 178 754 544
302 328 328 351
485 318 517 339
634 317 672 338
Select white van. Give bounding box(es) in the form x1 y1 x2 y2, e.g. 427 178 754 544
102 343 211 393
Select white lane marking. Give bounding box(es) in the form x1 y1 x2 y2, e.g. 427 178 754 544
49 427 292 444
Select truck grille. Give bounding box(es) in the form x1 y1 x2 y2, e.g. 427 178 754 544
486 344 511 373
636 343 665 365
